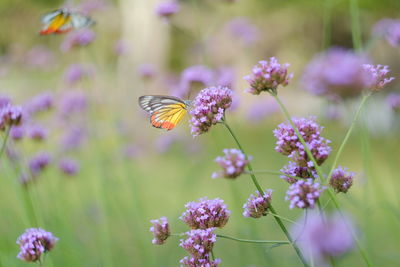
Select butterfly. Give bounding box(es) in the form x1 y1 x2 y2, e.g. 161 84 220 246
138 95 190 131
39 9 94 35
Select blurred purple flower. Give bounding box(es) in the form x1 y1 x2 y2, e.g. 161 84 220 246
215 67 235 89
59 158 80 176
180 65 214 95
372 19 400 47
137 63 156 79
362 64 394 91
24 46 55 69
78 0 108 14
150 217 170 245
155 134 179 154
285 179 325 209
63 63 95 84
226 18 259 45
329 166 354 193
27 124 48 141
61 127 86 151
291 212 355 264
10 125 25 141
155 0 180 19
280 161 317 184
113 39 129 55
25 92 54 115
180 228 216 258
0 94 11 108
243 189 272 218
189 86 233 137
29 152 51 176
244 57 293 95
274 117 331 167
386 93 400 111
60 29 96 52
59 91 88 117
180 197 230 229
0 104 23 131
16 228 58 262
180 255 221 267
301 48 371 99
246 99 278 123
212 148 250 179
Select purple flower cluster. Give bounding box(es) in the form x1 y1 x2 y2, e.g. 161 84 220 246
329 166 354 193
149 217 170 245
16 228 58 262
372 19 400 47
59 91 88 118
29 152 51 176
60 29 96 52
180 228 217 258
189 86 233 137
180 65 214 91
285 179 325 209
242 189 272 218
155 0 180 19
0 94 10 108
0 103 23 131
226 18 259 46
212 148 250 179
63 64 95 84
244 57 293 95
280 161 317 184
59 158 80 176
180 197 230 229
180 255 221 267
386 93 400 111
362 64 394 91
10 126 25 141
274 117 331 167
301 48 370 99
291 212 354 264
27 124 48 141
25 92 54 115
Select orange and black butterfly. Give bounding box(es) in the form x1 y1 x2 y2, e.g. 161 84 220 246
138 95 190 131
39 9 94 35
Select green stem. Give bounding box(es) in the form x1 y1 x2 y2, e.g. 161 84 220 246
221 119 309 267
245 170 305 182
321 0 333 50
0 126 11 159
350 0 362 51
265 212 300 225
217 234 290 245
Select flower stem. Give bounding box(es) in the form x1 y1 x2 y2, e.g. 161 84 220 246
245 170 305 182
265 212 300 225
350 0 362 51
221 119 309 267
217 234 290 244
0 126 11 160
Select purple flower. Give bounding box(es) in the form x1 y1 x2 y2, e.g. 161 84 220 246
61 127 86 151
362 64 394 91
189 86 233 137
291 212 354 264
10 126 25 141
329 166 354 193
242 189 272 218
16 228 58 262
59 91 88 117
285 179 325 209
63 64 95 84
246 99 278 123
60 29 96 52
215 67 235 89
180 255 221 267
180 228 216 258
274 117 331 167
386 93 400 111
25 92 54 115
180 65 214 94
280 161 317 184
372 19 400 47
212 148 250 179
78 0 108 14
0 104 23 131
29 152 51 176
155 1 180 19
244 57 293 95
113 39 129 55
225 18 259 46
137 63 156 79
59 158 80 176
180 197 230 229
0 94 11 108
27 124 48 141
301 48 370 99
24 46 55 69
149 217 170 245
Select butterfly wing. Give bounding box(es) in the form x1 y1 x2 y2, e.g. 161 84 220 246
71 13 94 29
40 10 73 35
138 95 187 131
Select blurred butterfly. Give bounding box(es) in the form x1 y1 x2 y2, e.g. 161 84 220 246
138 95 190 131
40 9 94 35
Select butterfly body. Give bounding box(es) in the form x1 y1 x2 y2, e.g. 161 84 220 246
138 95 189 131
40 9 94 35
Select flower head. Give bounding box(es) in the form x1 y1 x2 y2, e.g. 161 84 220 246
10 126 25 141
226 18 259 46
59 91 88 118
386 93 400 111
155 0 180 19
180 228 216 258
291 211 354 264
212 148 250 179
59 158 80 176
16 228 58 262
0 104 23 131
180 65 214 93
180 255 221 267
60 29 96 52
29 152 51 176
274 117 331 167
244 57 293 95
285 179 325 209
180 197 230 229
243 189 272 218
63 64 95 84
26 92 54 115
280 161 317 184
150 217 170 245
362 64 394 91
189 86 233 137
27 124 48 141
329 166 354 193
0 94 10 108
372 19 400 47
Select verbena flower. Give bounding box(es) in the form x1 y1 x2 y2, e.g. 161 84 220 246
280 161 317 184
61 127 86 151
244 57 293 95
29 152 51 176
215 67 235 89
180 65 214 94
63 64 95 84
225 18 259 46
155 0 180 19
10 126 25 141
180 197 230 229
59 91 88 118
0 94 11 108
329 166 354 193
27 124 48 141
301 48 370 99
246 99 278 123
285 179 325 209
291 211 354 264
0 104 23 131
60 29 96 52
180 228 216 258
16 228 58 262
59 158 80 176
372 19 400 47
137 63 156 79
212 148 250 179
189 86 233 137
149 217 170 245
180 255 221 267
26 92 54 115
362 64 395 91
386 93 400 111
274 117 331 167
242 189 272 218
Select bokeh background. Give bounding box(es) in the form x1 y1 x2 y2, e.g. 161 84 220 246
1 0 400 266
